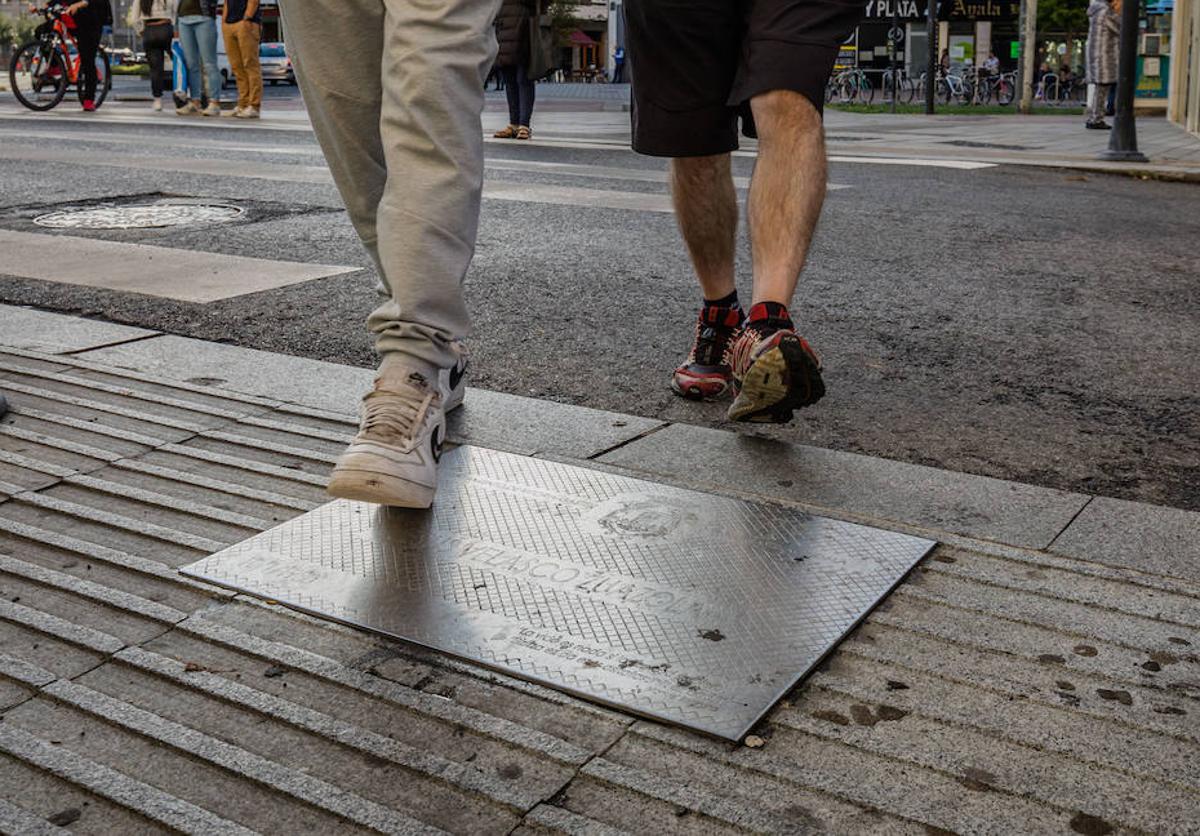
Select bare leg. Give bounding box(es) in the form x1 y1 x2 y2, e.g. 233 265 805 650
669 154 737 300
746 90 827 307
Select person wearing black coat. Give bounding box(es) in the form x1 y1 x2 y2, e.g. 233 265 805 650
64 0 112 110
493 0 537 139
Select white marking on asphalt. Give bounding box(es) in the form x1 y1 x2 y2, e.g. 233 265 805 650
0 230 357 303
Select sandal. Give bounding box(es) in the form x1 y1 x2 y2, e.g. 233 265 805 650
516 126 532 140
493 125 518 138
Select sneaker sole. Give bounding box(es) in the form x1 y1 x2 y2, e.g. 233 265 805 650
727 336 825 423
327 468 436 508
670 375 731 401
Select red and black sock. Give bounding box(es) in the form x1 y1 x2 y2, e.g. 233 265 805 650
701 291 743 328
745 302 794 337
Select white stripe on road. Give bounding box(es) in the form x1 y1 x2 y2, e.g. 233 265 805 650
0 109 996 170
0 230 357 303
0 145 848 217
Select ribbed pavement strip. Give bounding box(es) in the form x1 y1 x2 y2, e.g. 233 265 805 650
156 442 330 487
0 517 236 599
0 552 187 625
198 428 342 465
0 449 78 479
179 616 595 767
521 804 634 836
0 653 57 689
111 458 318 512
0 723 258 836
579 757 820 833
41 679 448 835
0 599 126 655
0 423 126 464
1 363 266 421
0 379 217 433
114 645 547 812
3 404 176 448
62 473 278 531
1 345 285 411
14 492 227 554
0 795 74 836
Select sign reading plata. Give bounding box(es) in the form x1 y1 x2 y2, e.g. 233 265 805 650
181 447 935 740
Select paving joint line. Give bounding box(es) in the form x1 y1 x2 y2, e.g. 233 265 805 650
584 421 672 461
56 332 164 356
1045 495 1096 552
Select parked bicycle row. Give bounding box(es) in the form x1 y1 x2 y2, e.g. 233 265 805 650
825 66 1089 107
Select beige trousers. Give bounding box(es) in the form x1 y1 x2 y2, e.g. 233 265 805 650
279 0 500 375
222 19 262 109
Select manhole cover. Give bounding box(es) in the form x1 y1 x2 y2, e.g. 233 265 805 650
182 446 935 740
34 202 245 230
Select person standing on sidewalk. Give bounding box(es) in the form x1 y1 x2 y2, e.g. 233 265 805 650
1085 0 1120 130
279 0 497 508
492 0 538 140
63 0 111 111
176 0 222 116
626 0 861 422
131 0 173 112
221 0 261 119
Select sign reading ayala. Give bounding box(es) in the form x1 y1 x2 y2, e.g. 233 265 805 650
863 0 1020 19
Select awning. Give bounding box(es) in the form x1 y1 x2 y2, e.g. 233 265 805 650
568 30 597 46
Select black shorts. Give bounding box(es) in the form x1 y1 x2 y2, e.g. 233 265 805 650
625 0 863 157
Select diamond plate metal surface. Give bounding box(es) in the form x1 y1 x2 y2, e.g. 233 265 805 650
181 446 935 740
34 203 244 230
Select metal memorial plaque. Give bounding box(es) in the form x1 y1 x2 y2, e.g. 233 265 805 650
181 446 935 740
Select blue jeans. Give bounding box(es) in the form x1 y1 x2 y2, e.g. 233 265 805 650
177 15 222 102
500 64 535 127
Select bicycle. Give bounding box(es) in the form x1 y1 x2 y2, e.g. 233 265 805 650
978 71 1016 105
825 67 874 105
936 68 973 106
8 2 111 112
880 67 915 105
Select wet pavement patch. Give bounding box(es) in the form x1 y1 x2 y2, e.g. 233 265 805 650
182 445 935 741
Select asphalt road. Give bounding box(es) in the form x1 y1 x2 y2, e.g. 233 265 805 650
0 97 1196 512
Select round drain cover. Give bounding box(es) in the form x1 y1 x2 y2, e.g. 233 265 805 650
34 203 245 230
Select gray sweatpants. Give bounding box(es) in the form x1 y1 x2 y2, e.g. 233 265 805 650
279 0 500 375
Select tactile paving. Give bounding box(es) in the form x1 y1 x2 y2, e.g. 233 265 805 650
181 446 935 739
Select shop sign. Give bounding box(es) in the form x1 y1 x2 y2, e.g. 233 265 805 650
862 0 1019 20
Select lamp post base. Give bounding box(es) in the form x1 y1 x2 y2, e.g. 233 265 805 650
1098 149 1150 163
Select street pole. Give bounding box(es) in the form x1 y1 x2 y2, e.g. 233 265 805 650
925 0 936 113
890 0 899 112
1018 0 1039 114
1102 0 1149 161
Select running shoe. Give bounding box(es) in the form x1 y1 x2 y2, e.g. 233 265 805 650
726 308 825 423
327 368 446 508
670 304 743 400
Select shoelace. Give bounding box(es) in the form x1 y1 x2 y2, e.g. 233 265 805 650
688 318 739 367
358 382 433 442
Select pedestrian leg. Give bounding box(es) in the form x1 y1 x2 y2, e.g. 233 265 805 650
745 90 826 307
239 21 262 109
517 63 536 127
668 154 737 302
177 18 204 103
222 20 248 110
501 65 520 127
75 25 100 104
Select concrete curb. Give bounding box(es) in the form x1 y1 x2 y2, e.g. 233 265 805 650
3 303 1196 584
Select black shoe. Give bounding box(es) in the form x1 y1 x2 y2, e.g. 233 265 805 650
1085 120 1112 130
0 392 7 418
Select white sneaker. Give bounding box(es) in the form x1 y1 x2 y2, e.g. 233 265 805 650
438 343 468 412
327 368 445 508
201 101 222 117
152 97 162 112
227 106 244 117
234 106 260 119
175 100 200 115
